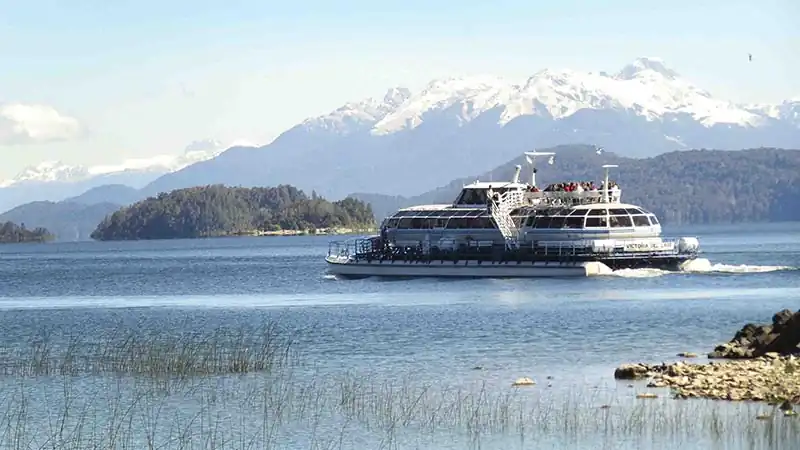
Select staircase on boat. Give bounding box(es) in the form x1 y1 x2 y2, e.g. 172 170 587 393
489 189 526 250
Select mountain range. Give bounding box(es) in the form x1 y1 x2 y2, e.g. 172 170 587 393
6 145 799 242
1 57 799 226
136 57 799 201
0 139 254 213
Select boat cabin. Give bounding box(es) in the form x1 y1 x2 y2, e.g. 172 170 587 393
452 182 528 207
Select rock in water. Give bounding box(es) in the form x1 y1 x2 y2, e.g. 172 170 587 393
708 309 800 359
614 355 800 404
614 363 653 380
512 377 536 387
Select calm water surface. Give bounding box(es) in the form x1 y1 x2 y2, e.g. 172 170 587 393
0 222 799 449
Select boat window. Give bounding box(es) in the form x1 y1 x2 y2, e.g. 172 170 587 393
387 219 399 228
648 215 660 225
455 189 484 205
609 215 633 227
632 215 651 227
466 218 489 229
564 217 583 228
445 218 462 229
534 217 552 228
549 217 566 228
525 216 536 227
585 217 608 227
625 208 645 215
609 208 628 215
587 209 608 216
434 219 446 228
398 218 413 228
568 209 588 216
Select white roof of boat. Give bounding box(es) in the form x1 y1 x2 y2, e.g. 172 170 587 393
571 202 639 209
398 204 452 212
462 181 528 189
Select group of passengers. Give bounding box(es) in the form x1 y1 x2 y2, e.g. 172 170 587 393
536 181 619 193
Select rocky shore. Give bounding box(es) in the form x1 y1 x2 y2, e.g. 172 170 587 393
615 309 800 407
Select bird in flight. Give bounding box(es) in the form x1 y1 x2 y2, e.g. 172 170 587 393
748 53 753 62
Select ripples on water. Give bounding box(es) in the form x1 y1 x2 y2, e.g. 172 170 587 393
0 223 798 449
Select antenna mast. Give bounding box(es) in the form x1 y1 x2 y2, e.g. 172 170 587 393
601 164 618 203
524 151 556 188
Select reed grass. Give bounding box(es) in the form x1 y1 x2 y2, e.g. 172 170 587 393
0 321 298 378
0 324 798 449
0 369 798 449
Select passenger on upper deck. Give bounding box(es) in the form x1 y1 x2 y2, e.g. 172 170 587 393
541 180 619 192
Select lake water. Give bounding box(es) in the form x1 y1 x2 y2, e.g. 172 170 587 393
0 222 798 449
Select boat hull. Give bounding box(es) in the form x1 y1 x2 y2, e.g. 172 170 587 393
325 255 695 279
326 257 607 278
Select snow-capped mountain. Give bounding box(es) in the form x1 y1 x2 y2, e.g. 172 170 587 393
315 57 769 137
0 139 256 213
745 98 800 126
0 139 231 188
300 87 412 135
142 57 799 201
2 161 92 187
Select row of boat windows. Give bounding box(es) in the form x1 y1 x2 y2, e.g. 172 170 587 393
387 217 501 229
384 213 660 230
527 214 659 228
540 207 652 217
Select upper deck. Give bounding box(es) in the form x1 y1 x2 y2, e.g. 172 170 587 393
449 180 622 209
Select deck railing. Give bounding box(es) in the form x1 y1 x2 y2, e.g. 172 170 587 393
327 236 698 263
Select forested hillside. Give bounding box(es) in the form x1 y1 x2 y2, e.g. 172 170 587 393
91 184 375 240
0 221 54 244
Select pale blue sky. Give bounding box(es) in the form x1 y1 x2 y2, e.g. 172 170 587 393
0 0 797 178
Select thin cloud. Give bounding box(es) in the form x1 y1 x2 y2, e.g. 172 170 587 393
0 103 85 145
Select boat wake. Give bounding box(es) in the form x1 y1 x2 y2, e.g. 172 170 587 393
321 258 795 280
609 258 795 278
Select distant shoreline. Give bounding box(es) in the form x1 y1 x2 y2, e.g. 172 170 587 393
87 227 379 241
235 227 377 237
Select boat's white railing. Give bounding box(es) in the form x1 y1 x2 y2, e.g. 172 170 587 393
328 235 699 262
327 236 379 260
488 189 526 250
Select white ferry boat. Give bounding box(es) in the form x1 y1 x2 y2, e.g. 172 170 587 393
326 151 700 278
